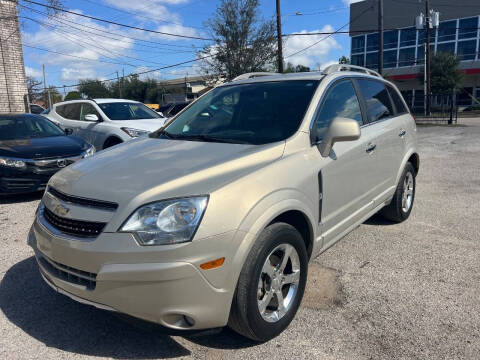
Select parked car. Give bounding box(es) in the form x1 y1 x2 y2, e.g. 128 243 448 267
29 104 45 114
158 101 190 118
29 65 419 341
0 113 94 195
43 99 167 150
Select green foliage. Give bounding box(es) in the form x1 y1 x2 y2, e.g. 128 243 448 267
338 56 350 64
200 0 277 81
419 52 463 93
78 79 111 99
284 62 310 73
64 91 82 101
42 86 62 105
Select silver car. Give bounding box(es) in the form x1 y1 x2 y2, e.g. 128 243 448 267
44 98 167 150
29 65 419 341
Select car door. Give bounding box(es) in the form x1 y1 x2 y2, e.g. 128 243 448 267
57 103 82 135
311 78 378 250
79 102 104 148
354 79 405 204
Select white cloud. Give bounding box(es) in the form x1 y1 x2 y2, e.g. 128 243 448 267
25 66 42 78
284 25 342 69
60 67 98 81
104 0 188 22
155 23 200 40
341 0 363 5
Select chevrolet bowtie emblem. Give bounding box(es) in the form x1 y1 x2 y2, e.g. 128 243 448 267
53 203 70 217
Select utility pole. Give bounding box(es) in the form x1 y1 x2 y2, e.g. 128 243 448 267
116 71 122 97
122 68 124 98
42 64 51 108
378 0 383 75
275 0 284 73
425 0 431 115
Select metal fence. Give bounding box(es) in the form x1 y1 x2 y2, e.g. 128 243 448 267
402 93 458 124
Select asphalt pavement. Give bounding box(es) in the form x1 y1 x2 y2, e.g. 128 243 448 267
0 119 479 359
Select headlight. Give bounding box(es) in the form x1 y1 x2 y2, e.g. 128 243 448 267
82 145 96 158
0 157 26 168
120 196 208 245
121 127 149 138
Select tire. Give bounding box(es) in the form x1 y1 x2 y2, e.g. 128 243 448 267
381 162 416 223
228 222 308 342
103 137 123 149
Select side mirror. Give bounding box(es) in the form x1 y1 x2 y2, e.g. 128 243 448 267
84 114 99 122
317 117 361 157
64 128 73 136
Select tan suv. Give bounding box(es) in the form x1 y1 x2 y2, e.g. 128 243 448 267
28 65 419 341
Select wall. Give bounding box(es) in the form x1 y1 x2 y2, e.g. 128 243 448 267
0 0 28 113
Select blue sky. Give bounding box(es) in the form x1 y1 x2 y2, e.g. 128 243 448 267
20 0 358 91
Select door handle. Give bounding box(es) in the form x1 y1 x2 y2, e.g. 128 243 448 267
366 143 376 153
399 129 406 137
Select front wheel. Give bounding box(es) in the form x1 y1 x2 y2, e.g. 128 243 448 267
381 162 416 222
228 222 308 342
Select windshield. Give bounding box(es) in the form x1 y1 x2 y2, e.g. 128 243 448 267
156 80 319 145
0 115 64 141
98 102 162 120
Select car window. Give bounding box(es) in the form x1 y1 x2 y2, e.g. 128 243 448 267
387 85 408 114
159 80 320 145
98 102 162 120
169 103 189 116
0 115 64 140
356 79 394 123
80 103 100 121
313 80 363 142
58 103 81 120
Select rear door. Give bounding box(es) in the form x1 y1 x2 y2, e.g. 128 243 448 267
312 78 377 249
56 103 82 135
354 79 405 204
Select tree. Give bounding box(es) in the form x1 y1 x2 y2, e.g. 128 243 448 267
199 0 277 81
42 86 62 105
428 52 463 93
26 76 43 102
78 79 111 99
64 91 82 101
338 56 350 64
284 62 310 73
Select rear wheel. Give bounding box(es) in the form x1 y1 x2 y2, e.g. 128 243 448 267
228 222 308 342
381 162 416 222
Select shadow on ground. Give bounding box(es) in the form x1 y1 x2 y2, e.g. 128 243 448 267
363 213 397 226
0 257 256 359
0 192 43 205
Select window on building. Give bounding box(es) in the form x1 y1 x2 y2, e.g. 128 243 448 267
366 33 379 52
418 29 436 44
400 27 416 47
436 42 455 56
366 52 378 69
356 79 394 123
416 44 434 64
384 30 398 49
383 50 397 68
351 54 364 66
459 17 478 40
399 47 415 67
351 35 365 53
437 20 456 42
457 40 477 60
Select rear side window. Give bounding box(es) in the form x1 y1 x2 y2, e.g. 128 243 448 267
57 103 81 120
387 85 408 114
356 79 394 123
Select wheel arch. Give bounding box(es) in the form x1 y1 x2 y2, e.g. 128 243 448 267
395 149 420 185
103 135 123 149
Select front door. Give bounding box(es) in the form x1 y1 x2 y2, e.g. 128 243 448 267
310 78 377 250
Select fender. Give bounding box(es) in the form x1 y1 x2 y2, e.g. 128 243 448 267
395 147 420 186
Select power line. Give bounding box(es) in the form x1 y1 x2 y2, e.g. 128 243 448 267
19 4 203 50
14 0 212 41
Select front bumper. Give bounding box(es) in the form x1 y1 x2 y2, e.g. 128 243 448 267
0 175 51 194
28 216 239 330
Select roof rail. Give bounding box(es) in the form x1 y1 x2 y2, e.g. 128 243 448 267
231 72 279 81
322 64 382 78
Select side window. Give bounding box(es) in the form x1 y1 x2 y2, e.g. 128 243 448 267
55 105 65 117
387 85 408 114
61 103 81 120
356 79 394 123
80 103 100 121
313 80 363 141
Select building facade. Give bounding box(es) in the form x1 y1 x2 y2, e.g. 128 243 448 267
0 0 28 114
350 0 480 110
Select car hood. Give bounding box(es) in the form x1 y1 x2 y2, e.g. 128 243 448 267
0 136 89 159
108 118 166 132
49 137 285 207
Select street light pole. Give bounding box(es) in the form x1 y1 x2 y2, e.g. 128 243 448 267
378 0 384 75
276 0 284 73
